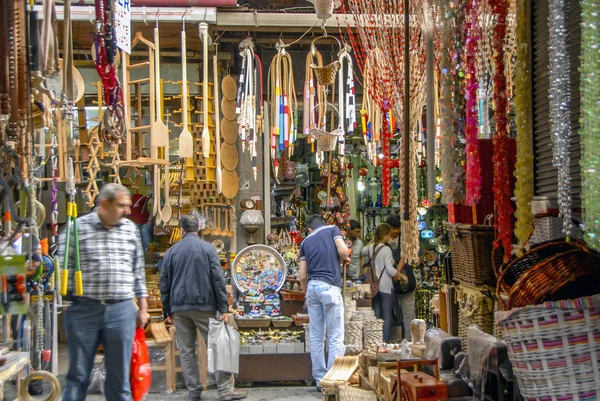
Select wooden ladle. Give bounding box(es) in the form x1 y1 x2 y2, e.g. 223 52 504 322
211 208 221 236
202 205 212 236
226 208 235 238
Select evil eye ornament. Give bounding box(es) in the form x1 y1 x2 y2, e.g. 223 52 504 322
418 207 428 216
421 229 435 239
418 221 427 231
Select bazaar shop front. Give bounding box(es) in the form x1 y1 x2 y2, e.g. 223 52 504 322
0 0 598 400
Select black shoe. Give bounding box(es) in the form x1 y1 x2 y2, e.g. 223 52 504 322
316 386 323 393
189 393 202 401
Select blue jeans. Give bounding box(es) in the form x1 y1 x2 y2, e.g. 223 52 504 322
62 297 137 401
306 280 345 385
373 292 395 342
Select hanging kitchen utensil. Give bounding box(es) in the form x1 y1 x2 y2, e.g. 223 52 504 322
220 142 238 171
214 51 222 193
202 205 212 236
211 207 220 236
200 23 210 160
227 208 235 238
221 98 237 121
221 170 239 199
178 24 193 159
214 208 223 236
151 24 168 149
161 164 172 223
222 75 237 101
221 117 238 144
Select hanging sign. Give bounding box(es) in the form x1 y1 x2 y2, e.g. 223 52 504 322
115 0 131 54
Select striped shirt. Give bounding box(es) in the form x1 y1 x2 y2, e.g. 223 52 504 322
57 211 148 300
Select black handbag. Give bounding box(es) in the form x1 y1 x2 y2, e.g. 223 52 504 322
394 263 416 294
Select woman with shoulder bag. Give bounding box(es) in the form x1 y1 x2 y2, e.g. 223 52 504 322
362 224 408 342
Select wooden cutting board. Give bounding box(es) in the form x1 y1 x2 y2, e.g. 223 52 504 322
221 75 237 101
221 169 239 199
221 98 237 121
220 142 238 171
221 117 238 144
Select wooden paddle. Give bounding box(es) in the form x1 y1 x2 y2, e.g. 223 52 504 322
178 27 193 159
151 26 168 149
201 23 210 160
213 52 222 194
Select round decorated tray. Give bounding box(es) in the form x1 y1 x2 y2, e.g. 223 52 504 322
231 245 287 295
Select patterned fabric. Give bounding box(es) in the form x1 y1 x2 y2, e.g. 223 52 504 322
58 211 148 300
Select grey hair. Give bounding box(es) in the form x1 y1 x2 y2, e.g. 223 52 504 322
97 184 131 203
179 214 200 233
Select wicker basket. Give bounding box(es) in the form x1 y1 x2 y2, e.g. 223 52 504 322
497 238 600 310
496 295 600 401
234 318 272 328
456 284 495 351
445 223 501 286
337 385 377 401
272 318 293 328
310 61 341 86
310 127 343 152
530 212 582 245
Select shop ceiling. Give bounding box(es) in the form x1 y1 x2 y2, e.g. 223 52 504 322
37 2 368 63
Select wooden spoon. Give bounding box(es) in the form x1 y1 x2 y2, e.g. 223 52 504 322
202 206 212 236
161 164 172 223
226 208 235 238
211 208 220 236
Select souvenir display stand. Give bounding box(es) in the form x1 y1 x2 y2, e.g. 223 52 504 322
1 0 599 399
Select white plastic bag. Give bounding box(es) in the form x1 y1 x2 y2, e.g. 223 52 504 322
207 318 240 374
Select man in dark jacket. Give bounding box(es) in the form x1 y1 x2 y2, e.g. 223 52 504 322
160 214 247 401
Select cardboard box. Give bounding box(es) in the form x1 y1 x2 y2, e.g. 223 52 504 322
277 343 295 354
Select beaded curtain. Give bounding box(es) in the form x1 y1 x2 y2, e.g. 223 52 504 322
340 0 427 264
580 0 600 251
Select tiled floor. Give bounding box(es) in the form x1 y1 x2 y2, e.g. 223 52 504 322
58 343 323 401
85 387 324 401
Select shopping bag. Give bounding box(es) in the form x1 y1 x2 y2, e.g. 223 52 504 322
207 318 240 374
130 328 152 401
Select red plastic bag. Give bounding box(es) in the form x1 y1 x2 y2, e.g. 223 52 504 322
130 328 152 401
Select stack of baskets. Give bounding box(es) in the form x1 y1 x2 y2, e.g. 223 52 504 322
362 319 384 347
495 238 600 400
345 320 363 349
445 223 501 287
497 238 600 309
496 295 600 400
527 197 582 245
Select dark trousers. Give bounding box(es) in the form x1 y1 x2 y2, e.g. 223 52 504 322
62 297 137 401
372 292 395 342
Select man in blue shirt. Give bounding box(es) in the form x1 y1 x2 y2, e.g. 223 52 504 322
299 215 350 389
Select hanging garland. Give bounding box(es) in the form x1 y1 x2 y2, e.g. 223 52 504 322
548 0 573 238
439 1 455 204
580 0 600 251
490 0 513 260
450 0 467 204
464 0 482 207
512 0 535 250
